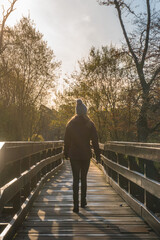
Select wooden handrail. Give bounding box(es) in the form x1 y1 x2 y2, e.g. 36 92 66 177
0 141 63 168
0 141 64 240
101 155 160 197
0 153 63 214
0 141 63 187
108 141 160 147
0 140 159 239
96 141 160 235
99 142 160 162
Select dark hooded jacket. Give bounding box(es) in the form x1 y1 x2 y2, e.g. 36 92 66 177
64 115 100 160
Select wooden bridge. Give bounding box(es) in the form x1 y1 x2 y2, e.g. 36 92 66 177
0 141 160 239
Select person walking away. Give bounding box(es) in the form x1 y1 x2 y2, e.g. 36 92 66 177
64 99 100 213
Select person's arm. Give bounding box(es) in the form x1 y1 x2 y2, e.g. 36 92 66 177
64 125 71 159
91 124 100 163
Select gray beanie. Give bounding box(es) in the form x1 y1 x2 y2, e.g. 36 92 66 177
76 99 87 115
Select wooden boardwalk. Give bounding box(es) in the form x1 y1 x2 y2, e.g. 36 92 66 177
14 160 160 240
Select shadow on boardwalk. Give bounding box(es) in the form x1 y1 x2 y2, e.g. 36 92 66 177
14 160 160 240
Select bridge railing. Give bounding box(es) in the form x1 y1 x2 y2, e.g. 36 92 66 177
0 141 64 240
94 141 160 235
1 140 160 238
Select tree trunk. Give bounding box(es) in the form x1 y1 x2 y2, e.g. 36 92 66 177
137 113 149 142
137 94 149 142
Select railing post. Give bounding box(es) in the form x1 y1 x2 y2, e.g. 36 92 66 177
98 142 160 236
128 156 131 195
23 156 31 199
144 160 147 207
30 154 37 190
117 153 120 186
13 191 21 213
12 159 21 212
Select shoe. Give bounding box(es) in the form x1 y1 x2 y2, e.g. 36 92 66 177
81 199 87 208
73 207 79 213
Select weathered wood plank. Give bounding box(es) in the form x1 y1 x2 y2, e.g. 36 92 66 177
101 143 160 162
14 161 160 240
14 233 160 240
0 153 63 214
0 163 63 240
98 161 160 235
101 155 160 197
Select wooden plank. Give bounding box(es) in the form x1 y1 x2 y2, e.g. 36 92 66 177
32 201 128 207
13 161 160 240
0 141 63 172
17 226 149 234
0 153 63 213
99 163 160 236
107 141 160 148
142 207 160 236
25 216 146 222
102 143 160 162
101 155 160 198
0 162 63 240
14 233 160 240
22 221 147 227
29 207 135 216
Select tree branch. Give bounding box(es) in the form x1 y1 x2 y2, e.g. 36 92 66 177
114 0 138 65
0 0 18 53
141 0 151 68
148 66 160 87
150 122 160 133
151 100 160 113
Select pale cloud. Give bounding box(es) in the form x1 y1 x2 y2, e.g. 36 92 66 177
82 16 91 23
2 0 123 79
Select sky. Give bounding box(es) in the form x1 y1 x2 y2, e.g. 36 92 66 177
1 0 123 91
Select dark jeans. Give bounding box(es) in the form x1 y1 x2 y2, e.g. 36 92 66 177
70 158 90 206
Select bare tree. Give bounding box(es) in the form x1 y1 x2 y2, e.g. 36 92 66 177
0 0 17 54
98 0 160 142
